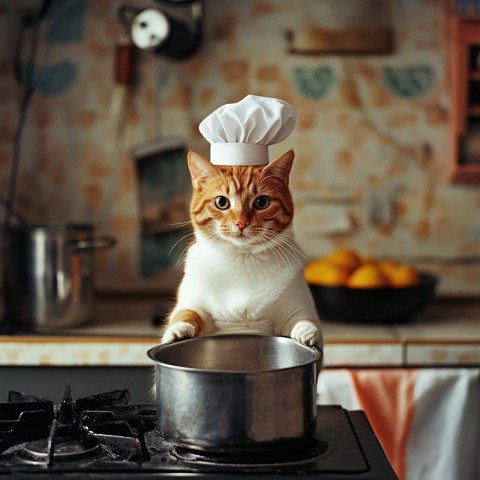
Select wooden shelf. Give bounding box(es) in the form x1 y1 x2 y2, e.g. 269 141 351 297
447 5 480 184
448 162 480 183
467 106 480 116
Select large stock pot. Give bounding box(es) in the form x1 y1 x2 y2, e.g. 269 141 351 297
2 223 115 330
148 334 322 453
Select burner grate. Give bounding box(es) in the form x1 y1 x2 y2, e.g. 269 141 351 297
0 386 154 465
0 394 54 455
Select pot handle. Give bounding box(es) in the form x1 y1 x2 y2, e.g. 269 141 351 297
308 345 324 372
71 235 117 252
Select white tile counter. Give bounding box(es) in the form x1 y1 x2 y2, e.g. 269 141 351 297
0 297 479 367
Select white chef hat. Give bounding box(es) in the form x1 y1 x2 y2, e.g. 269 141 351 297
199 95 296 166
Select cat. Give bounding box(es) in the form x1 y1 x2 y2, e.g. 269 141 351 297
161 148 323 350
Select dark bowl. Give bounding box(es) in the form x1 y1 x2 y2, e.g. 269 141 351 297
308 273 438 324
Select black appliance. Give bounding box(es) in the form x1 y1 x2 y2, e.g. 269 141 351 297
0 386 397 479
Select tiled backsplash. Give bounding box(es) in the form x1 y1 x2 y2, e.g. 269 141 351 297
1 0 479 295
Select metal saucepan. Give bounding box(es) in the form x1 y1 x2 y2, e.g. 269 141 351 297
2 223 116 330
148 334 322 453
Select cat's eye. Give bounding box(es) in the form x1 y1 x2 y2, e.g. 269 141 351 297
214 196 230 210
253 196 270 210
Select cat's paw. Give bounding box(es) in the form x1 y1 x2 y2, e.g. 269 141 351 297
162 322 196 344
291 321 322 347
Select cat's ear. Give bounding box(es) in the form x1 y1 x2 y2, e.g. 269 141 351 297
261 149 294 187
187 150 220 189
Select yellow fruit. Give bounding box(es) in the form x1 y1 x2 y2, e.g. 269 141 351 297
346 264 390 289
378 260 400 281
304 259 327 284
388 265 421 288
361 255 377 265
325 249 362 273
305 260 350 287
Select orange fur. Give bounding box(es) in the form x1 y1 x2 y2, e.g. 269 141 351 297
187 149 295 241
169 309 205 335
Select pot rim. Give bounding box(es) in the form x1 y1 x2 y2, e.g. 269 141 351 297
147 334 321 374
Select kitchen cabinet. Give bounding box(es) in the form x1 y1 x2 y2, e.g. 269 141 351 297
448 9 480 183
0 296 479 479
1 297 480 368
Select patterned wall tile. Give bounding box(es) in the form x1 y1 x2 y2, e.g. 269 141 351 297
383 65 435 98
0 0 479 294
292 66 335 100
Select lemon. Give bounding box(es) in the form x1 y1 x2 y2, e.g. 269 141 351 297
360 255 377 265
305 260 350 287
388 265 421 288
346 264 390 289
378 260 400 281
325 249 362 273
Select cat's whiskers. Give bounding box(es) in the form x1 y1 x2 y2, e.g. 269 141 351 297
258 233 285 272
275 241 304 271
273 232 308 264
150 223 194 268
259 232 296 275
175 242 192 268
259 227 306 260
204 229 229 249
169 221 193 228
168 231 195 258
272 238 301 265
256 227 305 269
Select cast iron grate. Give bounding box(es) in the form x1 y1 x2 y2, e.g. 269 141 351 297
0 386 154 465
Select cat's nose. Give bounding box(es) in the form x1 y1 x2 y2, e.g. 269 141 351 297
235 220 250 232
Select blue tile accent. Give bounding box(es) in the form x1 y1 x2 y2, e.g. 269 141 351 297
45 0 87 43
292 66 335 100
21 61 77 96
383 65 434 98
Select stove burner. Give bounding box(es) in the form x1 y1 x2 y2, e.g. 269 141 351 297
2 387 151 466
0 387 398 479
19 435 100 464
172 438 329 468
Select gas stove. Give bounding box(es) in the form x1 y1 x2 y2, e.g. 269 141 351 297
0 386 397 479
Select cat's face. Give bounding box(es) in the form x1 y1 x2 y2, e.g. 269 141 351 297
187 149 295 251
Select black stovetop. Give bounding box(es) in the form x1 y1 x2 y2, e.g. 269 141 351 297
0 387 397 479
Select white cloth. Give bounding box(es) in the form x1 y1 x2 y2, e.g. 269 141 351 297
199 95 296 166
407 369 480 480
317 368 480 480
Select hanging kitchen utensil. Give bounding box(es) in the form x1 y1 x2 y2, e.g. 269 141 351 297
119 1 202 60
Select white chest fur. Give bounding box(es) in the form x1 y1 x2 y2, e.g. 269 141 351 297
175 233 306 335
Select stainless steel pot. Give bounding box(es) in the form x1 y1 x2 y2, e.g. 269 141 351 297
2 223 116 330
147 334 322 453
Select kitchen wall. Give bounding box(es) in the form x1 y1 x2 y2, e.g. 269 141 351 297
1 0 479 295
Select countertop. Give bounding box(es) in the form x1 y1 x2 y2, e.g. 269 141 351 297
0 296 479 368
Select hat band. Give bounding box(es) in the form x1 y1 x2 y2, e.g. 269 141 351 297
210 143 269 166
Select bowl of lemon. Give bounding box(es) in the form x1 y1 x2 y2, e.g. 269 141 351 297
305 249 438 324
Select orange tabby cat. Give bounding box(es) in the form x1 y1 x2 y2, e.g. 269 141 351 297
161 148 323 348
